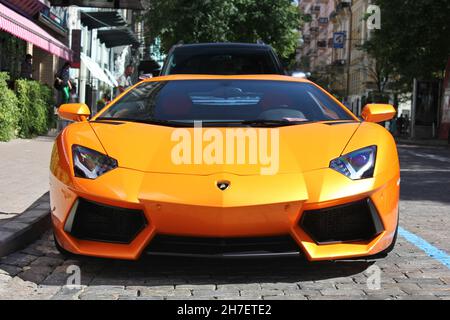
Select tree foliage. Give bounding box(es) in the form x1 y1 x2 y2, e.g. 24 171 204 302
145 0 301 60
0 73 19 142
364 0 450 93
15 80 53 138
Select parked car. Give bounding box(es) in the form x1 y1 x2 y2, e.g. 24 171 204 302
160 42 286 76
53 74 399 260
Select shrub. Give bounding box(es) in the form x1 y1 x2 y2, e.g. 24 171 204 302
40 83 56 129
16 79 52 138
0 73 19 142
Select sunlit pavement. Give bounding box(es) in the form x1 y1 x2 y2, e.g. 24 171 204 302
0 136 54 219
0 144 449 300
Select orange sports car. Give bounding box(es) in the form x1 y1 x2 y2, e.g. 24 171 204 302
50 75 400 261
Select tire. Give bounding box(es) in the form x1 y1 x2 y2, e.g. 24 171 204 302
53 233 74 258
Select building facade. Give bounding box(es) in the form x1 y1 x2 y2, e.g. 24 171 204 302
298 0 398 116
67 6 143 111
0 0 72 86
298 0 336 73
0 0 144 115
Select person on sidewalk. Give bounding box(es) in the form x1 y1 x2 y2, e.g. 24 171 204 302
20 54 33 80
55 62 72 131
55 62 72 104
116 64 134 97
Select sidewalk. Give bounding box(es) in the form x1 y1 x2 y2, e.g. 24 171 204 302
396 137 450 148
0 136 55 256
0 136 54 219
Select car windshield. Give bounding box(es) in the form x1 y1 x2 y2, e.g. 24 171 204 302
164 52 278 75
97 80 354 127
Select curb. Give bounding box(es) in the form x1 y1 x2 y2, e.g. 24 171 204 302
0 192 51 257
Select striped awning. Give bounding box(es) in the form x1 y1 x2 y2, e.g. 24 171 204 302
0 0 46 17
0 3 72 61
49 0 145 10
81 53 115 87
97 27 140 48
80 11 127 30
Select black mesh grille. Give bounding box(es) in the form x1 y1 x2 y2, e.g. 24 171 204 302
300 198 384 244
69 198 147 244
146 235 300 257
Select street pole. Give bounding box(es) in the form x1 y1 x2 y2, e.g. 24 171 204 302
411 78 417 139
346 5 353 110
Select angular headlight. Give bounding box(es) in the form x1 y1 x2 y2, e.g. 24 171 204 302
330 146 377 180
72 145 118 179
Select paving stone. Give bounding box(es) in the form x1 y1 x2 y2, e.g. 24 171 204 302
263 295 307 300
0 264 22 277
240 289 284 297
18 266 54 284
30 256 64 268
1 253 38 267
320 289 367 296
176 284 216 290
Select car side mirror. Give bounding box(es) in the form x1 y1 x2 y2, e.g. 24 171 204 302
58 103 90 122
361 104 396 123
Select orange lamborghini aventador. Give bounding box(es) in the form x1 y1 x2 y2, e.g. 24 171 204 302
50 74 400 261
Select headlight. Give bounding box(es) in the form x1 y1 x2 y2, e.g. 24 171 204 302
330 146 377 180
72 145 118 179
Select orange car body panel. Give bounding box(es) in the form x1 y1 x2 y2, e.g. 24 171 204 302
50 75 400 261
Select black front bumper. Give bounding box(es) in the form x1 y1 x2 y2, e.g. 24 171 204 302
145 234 301 258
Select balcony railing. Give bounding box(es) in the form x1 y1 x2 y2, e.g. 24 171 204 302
318 17 329 25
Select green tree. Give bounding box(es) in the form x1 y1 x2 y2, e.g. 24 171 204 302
363 0 450 94
145 0 301 61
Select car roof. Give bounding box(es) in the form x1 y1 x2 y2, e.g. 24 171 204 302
171 42 274 51
143 74 311 83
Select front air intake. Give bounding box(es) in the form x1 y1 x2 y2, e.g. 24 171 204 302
66 198 147 244
300 198 384 244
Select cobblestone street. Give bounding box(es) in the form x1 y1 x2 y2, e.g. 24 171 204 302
0 144 449 300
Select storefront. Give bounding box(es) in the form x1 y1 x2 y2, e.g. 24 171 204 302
0 32 27 80
0 1 72 85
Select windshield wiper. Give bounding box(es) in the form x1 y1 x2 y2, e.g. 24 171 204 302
239 119 312 127
94 118 311 127
94 117 193 127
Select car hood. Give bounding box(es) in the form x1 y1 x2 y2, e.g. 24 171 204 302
89 121 360 175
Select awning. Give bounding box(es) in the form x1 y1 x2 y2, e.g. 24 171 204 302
81 53 115 87
104 68 118 87
97 27 140 48
49 0 145 10
80 11 127 30
0 0 46 17
0 3 72 61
